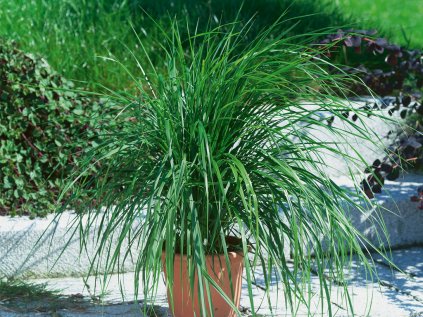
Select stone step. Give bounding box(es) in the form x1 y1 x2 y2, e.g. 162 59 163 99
0 172 421 279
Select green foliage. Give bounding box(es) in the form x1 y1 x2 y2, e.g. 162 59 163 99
0 39 106 217
0 279 60 301
0 0 350 91
0 278 93 314
334 0 423 47
57 22 388 316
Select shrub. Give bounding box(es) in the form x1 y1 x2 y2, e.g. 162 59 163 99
361 97 422 198
317 29 423 96
0 39 106 217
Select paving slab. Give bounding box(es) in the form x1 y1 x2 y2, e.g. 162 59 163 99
0 212 138 278
337 173 423 249
1 247 422 317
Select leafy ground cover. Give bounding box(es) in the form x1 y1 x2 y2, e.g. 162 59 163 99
0 39 115 217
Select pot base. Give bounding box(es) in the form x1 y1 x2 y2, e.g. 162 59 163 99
162 251 244 317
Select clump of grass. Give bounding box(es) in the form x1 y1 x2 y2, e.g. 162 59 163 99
56 19 390 316
0 279 60 302
0 278 92 314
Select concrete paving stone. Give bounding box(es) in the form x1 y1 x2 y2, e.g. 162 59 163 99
371 247 423 278
335 173 423 249
1 247 420 317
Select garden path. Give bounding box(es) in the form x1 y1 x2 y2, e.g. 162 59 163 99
1 247 422 317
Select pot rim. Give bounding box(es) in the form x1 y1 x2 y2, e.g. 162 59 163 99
164 250 245 259
161 236 249 256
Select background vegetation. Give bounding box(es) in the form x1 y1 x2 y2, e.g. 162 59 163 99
0 0 420 92
0 0 349 91
335 0 423 47
0 39 113 216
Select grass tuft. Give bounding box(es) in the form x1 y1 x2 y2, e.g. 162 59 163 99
54 18 392 316
0 279 60 302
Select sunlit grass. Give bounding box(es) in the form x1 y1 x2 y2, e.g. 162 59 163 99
0 0 349 91
0 279 60 301
334 0 423 47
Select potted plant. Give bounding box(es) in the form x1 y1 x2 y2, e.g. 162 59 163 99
57 22 387 317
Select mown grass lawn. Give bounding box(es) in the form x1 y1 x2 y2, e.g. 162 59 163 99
0 0 347 91
335 0 423 47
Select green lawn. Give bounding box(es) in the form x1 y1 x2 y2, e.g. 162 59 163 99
0 0 348 91
335 0 423 47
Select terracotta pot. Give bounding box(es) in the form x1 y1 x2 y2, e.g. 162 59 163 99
162 251 244 317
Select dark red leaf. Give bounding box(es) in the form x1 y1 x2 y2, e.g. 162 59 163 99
386 168 400 181
364 189 374 199
380 163 393 174
372 184 382 193
402 95 411 107
372 159 381 167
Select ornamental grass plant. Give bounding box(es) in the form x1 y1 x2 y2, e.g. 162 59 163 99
57 20 390 316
